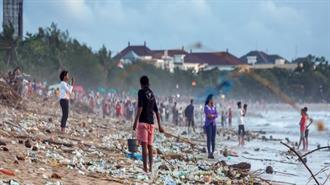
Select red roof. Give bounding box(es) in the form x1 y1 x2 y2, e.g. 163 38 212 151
184 52 243 66
113 45 153 61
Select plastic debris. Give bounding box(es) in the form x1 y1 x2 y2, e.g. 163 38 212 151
126 153 143 160
9 180 20 185
0 168 15 176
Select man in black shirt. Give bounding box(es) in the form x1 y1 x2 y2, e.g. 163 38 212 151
133 76 164 173
185 99 195 132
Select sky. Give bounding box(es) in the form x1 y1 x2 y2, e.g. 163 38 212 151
1 0 330 60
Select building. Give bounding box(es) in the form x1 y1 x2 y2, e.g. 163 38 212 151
3 0 23 38
184 50 244 72
113 44 297 73
240 50 296 69
112 42 153 64
113 42 190 72
113 43 244 73
152 48 188 72
240 50 286 65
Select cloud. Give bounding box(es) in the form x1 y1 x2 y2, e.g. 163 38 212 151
258 0 303 25
61 0 93 22
41 0 94 29
2 0 330 59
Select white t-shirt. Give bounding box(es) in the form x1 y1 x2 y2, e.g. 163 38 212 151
238 108 245 125
59 81 73 100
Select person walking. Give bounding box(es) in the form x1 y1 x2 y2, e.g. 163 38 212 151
115 101 122 118
172 102 179 125
102 97 110 118
185 99 195 133
220 110 226 128
303 107 313 151
133 76 164 173
228 108 232 127
127 101 134 121
165 104 170 122
59 70 74 134
237 102 246 146
298 108 308 151
204 94 218 159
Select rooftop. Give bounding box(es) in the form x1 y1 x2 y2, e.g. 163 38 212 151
240 50 286 64
184 51 244 66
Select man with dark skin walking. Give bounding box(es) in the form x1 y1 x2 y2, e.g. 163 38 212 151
185 99 195 133
133 76 164 173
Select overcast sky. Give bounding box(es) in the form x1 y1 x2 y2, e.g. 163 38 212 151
1 0 329 60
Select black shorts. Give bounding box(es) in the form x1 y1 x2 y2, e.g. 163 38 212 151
238 125 245 136
305 129 309 138
187 118 194 127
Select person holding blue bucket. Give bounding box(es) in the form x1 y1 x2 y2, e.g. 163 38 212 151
133 76 164 173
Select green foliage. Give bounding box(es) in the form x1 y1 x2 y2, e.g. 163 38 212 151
0 23 329 102
0 23 19 66
2 23 110 88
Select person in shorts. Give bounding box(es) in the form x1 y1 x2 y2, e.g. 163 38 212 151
133 76 164 173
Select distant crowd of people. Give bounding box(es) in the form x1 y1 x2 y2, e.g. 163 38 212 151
3 68 316 172
4 67 48 97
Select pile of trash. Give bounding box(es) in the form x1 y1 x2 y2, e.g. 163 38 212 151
0 80 24 109
71 101 94 114
0 97 269 185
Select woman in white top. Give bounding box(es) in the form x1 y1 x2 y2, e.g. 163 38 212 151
59 71 74 133
237 102 245 146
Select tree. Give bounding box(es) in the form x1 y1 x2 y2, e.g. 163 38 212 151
0 23 19 65
1 23 329 102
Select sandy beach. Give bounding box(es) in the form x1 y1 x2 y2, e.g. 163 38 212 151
0 95 329 185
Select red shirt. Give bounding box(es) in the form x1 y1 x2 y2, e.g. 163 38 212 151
116 104 121 115
300 114 307 132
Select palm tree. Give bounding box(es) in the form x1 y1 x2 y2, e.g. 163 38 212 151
0 23 19 66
